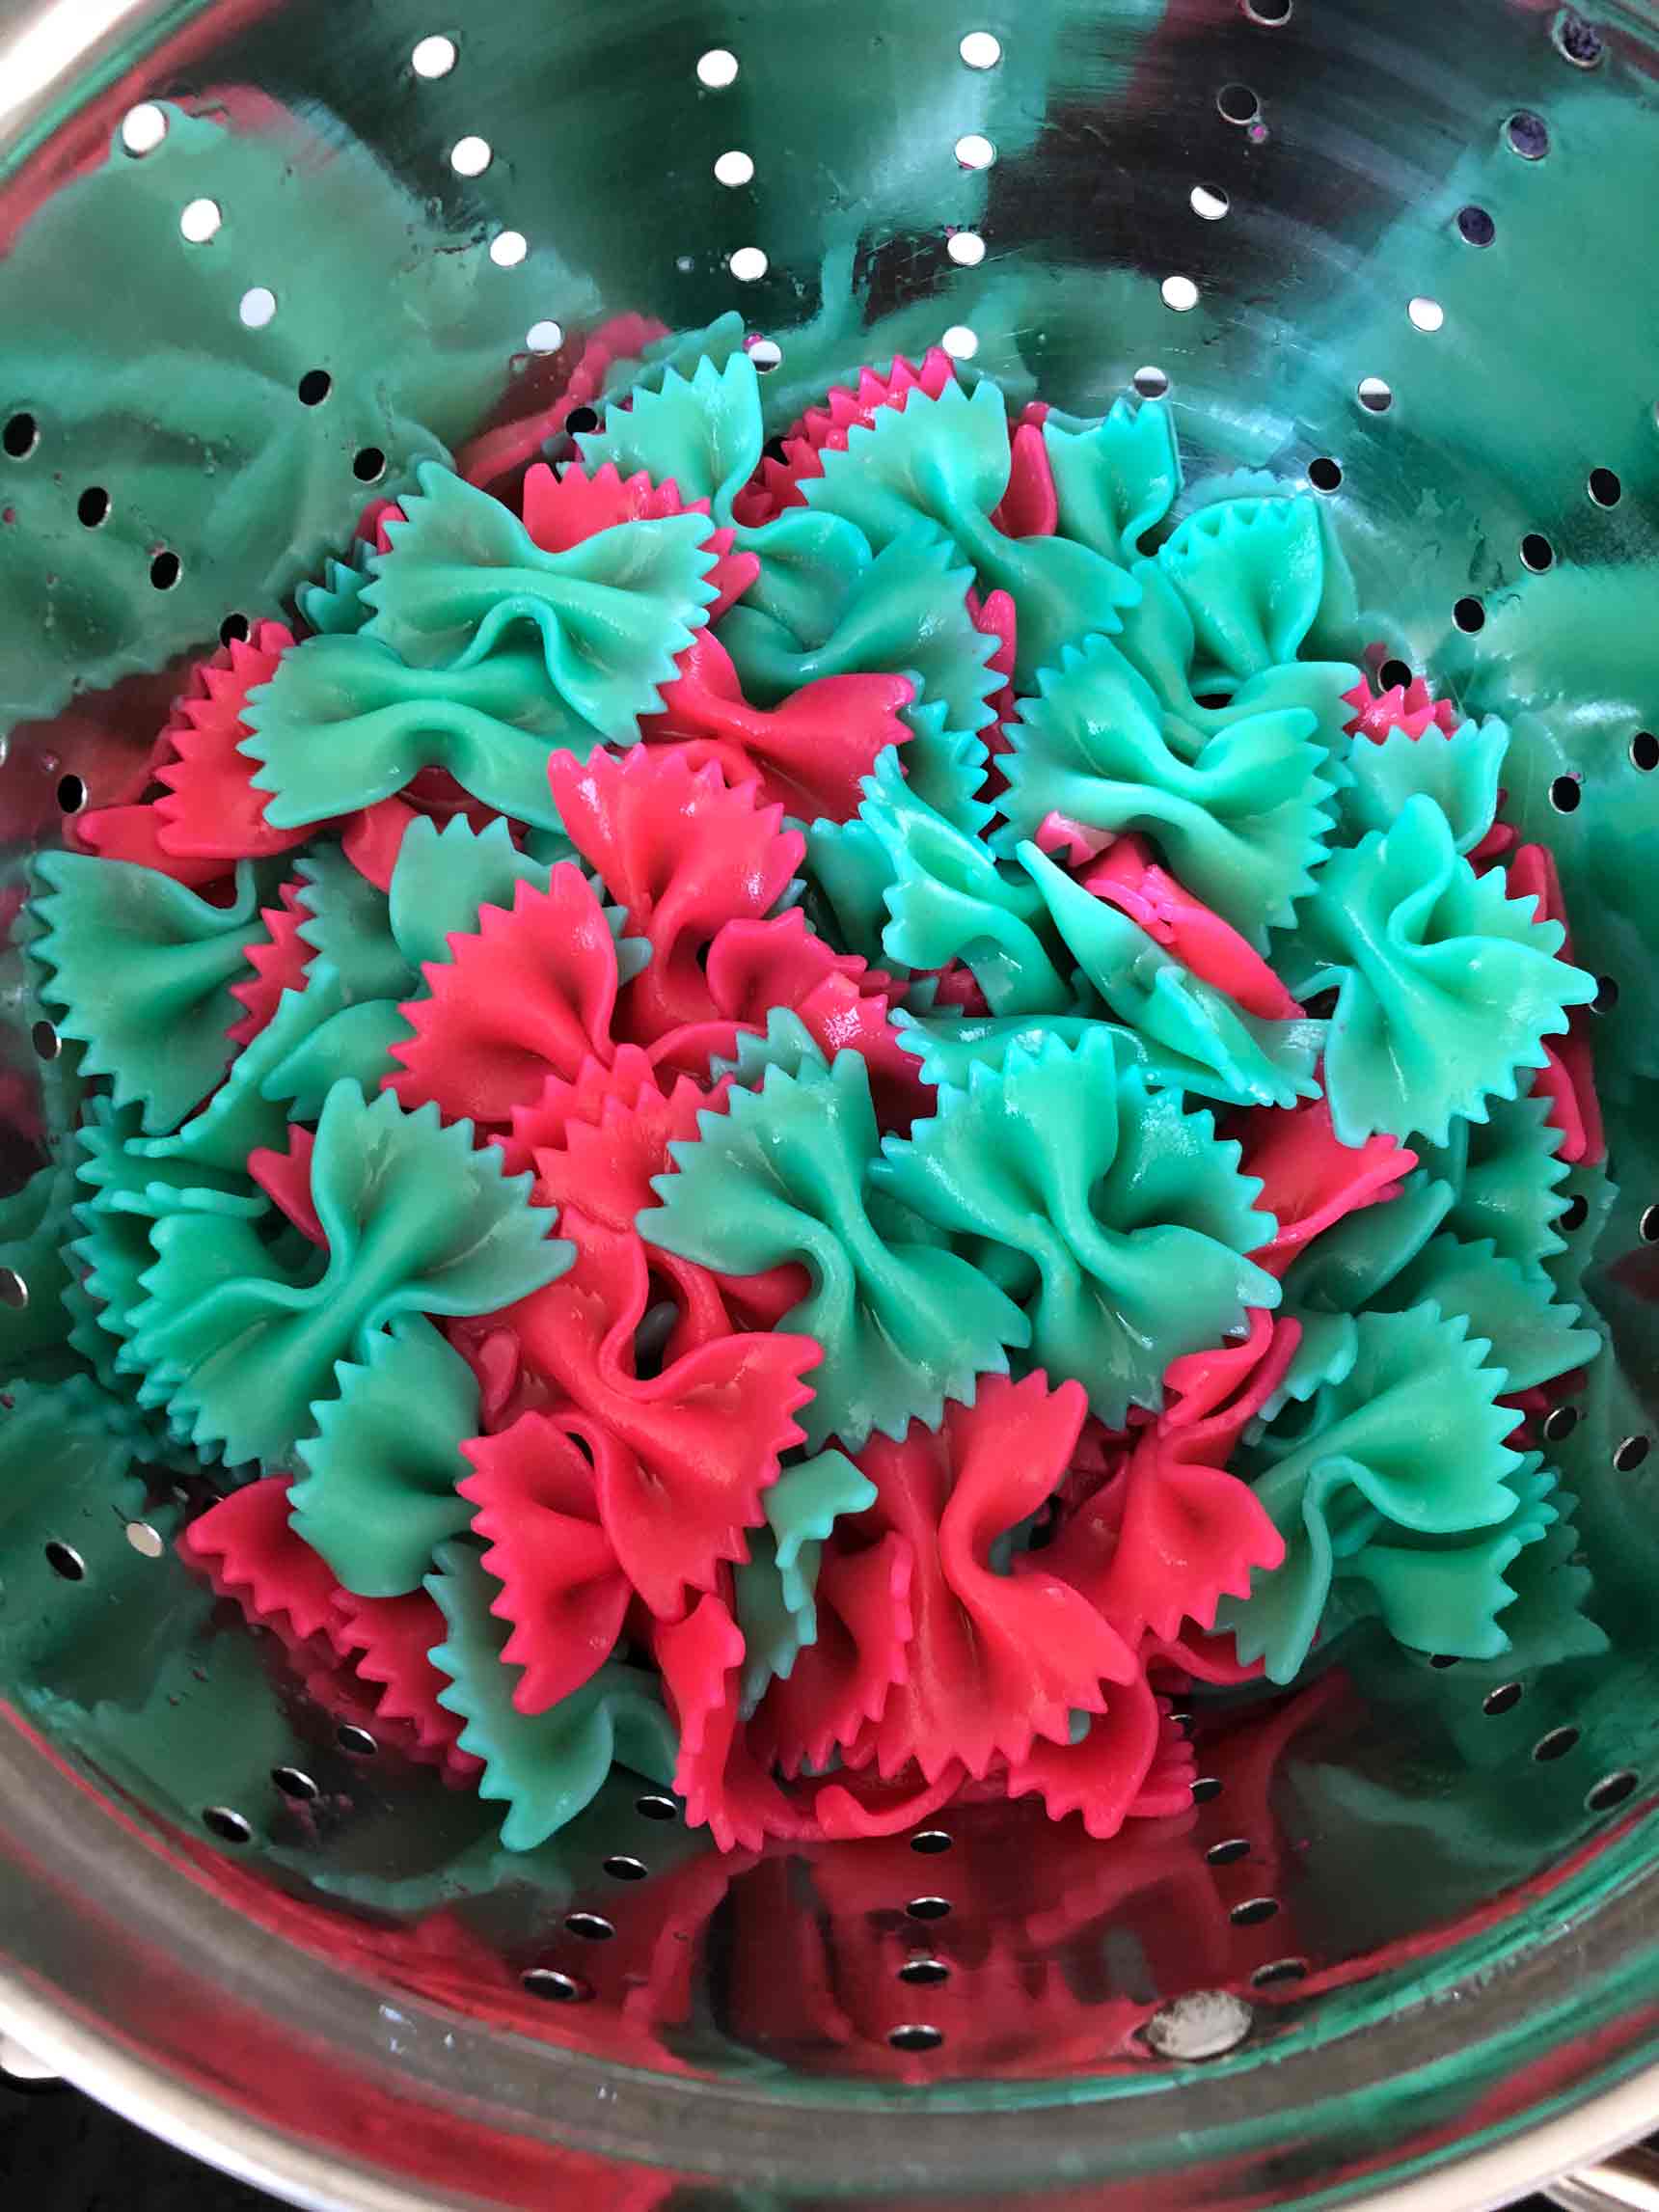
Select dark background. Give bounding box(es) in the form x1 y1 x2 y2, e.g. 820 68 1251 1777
0 2073 1566 2211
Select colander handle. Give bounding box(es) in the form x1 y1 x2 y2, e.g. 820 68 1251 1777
1546 2145 1659 2212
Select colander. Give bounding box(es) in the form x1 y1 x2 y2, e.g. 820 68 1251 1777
0 2 1657 2208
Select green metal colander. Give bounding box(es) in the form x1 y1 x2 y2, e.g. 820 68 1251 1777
0 3 1657 2208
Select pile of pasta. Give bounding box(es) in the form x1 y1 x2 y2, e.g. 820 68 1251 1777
23 330 1604 1851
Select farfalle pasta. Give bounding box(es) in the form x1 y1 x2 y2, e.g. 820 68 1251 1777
8 335 1606 1859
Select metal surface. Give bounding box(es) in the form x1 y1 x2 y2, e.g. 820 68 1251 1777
0 0 1656 2208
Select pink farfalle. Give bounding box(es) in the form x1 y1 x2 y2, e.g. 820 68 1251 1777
500 1044 662 1176
70 804 230 888
749 1531 915 1778
967 586 1018 757
547 747 804 1046
330 1588 481 1780
522 462 757 622
739 349 959 517
794 348 957 458
1036 811 1114 869
1240 1091 1416 1276
991 418 1058 538
247 1124 323 1243
500 1215 819 1617
654 1593 802 1850
1343 671 1462 743
849 1376 1138 1784
1042 1315 1292 1647
388 865 621 1128
458 1412 634 1714
697 911 932 1128
524 1052 742 1361
1005 1673 1179 1838
1345 668 1461 742
179 1476 344 1657
641 631 913 823
1080 835 1302 1020
227 881 311 1048
154 623 308 860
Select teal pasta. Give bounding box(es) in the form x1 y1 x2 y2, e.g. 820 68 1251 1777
801 378 1138 684
288 1314 482 1598
719 528 1003 737
1286 794 1599 1145
1374 1231 1598 1394
125 1079 570 1466
296 844 416 1004
577 350 871 640
639 1049 1030 1450
1020 842 1323 1108
1339 715 1509 855
294 537 377 636
1156 498 1335 689
1042 396 1182 567
243 637 590 831
1417 1090 1575 1272
30 854 267 1133
1111 553 1360 774
1220 1304 1528 1681
732 1449 877 1714
996 633 1338 943
387 814 553 973
427 1543 678 1853
862 769 1071 1016
873 1032 1279 1424
361 463 718 712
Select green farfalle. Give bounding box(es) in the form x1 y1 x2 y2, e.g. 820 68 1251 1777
719 528 1002 736
710 1006 831 1092
1043 396 1182 566
296 845 416 1005
595 311 750 413
803 739 993 969
1286 794 1599 1145
1221 1304 1525 1682
639 1050 1028 1451
1340 716 1509 856
1417 1090 1574 1272
801 379 1139 685
1111 554 1360 777
295 539 376 636
1341 1454 1567 1668
0 1155 80 1379
577 349 871 641
996 633 1337 944
388 814 552 974
894 697 993 834
1281 1167 1455 1315
733 1450 877 1714
863 769 1070 1017
1376 1231 1598 1394
427 1542 677 1853
125 1079 570 1467
243 637 598 832
288 1314 480 1597
118 961 359 1190
1020 843 1323 1109
385 816 647 987
1156 497 1334 691
30 854 266 1134
361 462 716 711
873 1033 1278 1425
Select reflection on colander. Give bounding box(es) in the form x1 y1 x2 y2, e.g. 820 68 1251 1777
0 4 1657 2210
